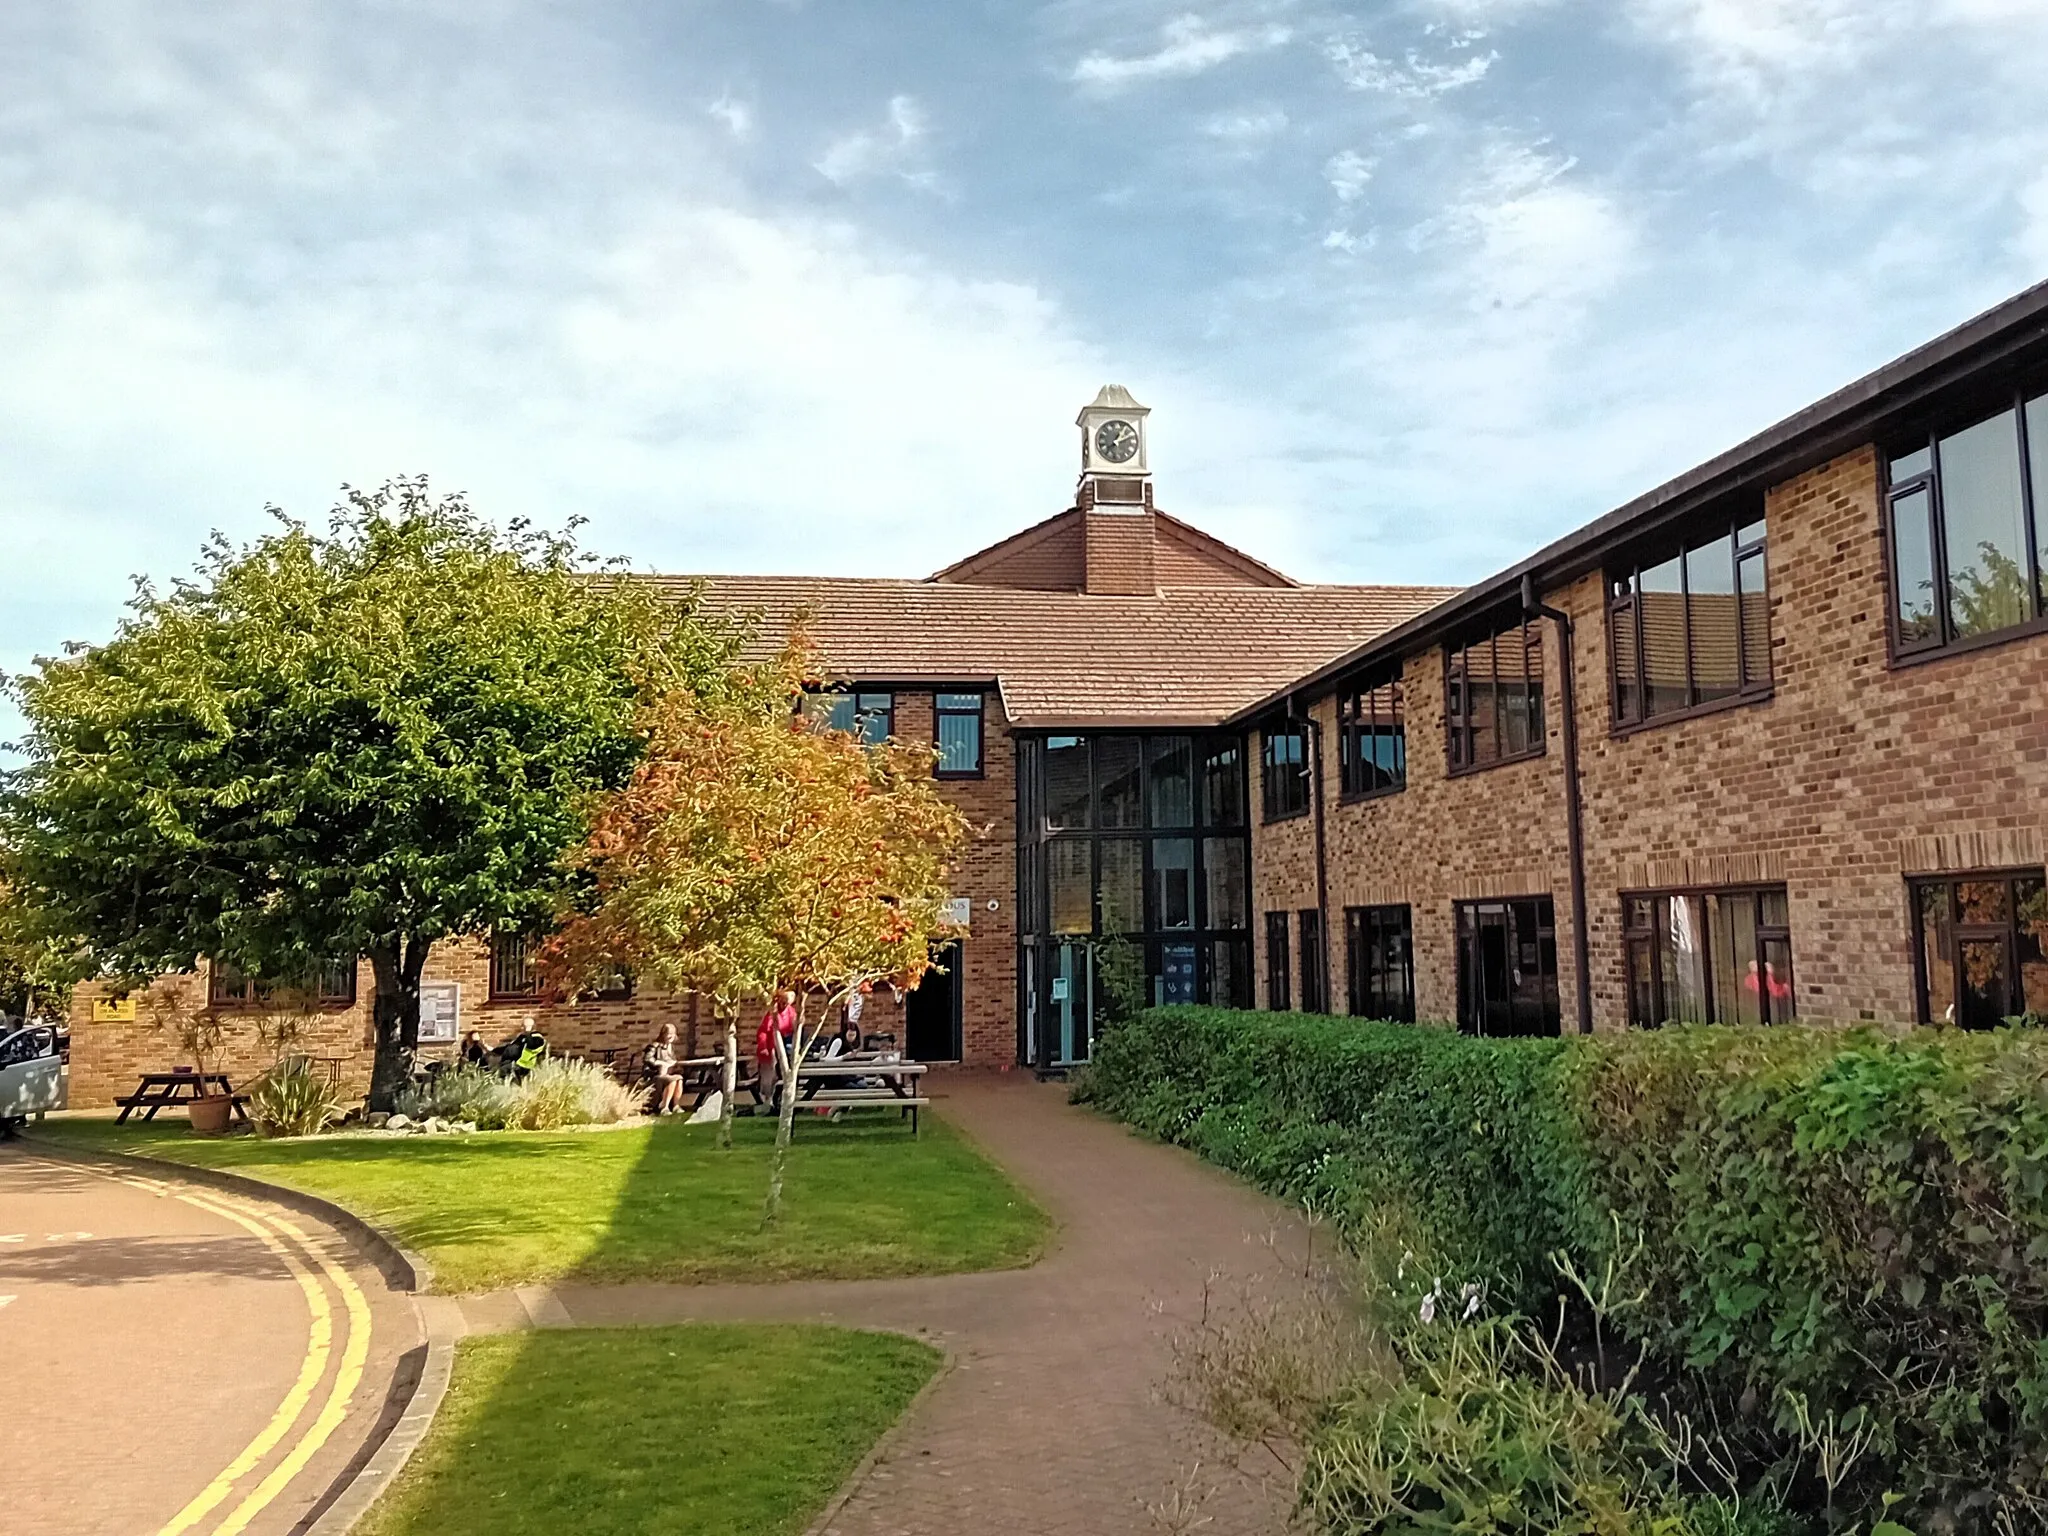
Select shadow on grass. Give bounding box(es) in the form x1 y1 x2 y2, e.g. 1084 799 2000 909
355 1323 941 1536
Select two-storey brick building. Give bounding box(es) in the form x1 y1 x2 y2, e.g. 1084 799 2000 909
65 290 2048 1102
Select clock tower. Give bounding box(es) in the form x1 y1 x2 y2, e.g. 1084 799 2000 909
1076 385 1152 511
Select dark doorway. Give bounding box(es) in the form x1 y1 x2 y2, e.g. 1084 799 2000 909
907 941 963 1062
1456 897 1561 1036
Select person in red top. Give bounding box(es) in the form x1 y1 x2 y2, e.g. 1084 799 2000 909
755 990 799 1109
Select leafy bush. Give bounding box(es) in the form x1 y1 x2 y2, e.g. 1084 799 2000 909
1087 1008 2048 1532
396 1059 642 1131
247 1056 346 1138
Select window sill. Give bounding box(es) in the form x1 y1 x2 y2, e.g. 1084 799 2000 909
934 768 986 781
1261 806 1312 825
1610 686 1773 739
1338 783 1406 806
1888 613 2048 670
1445 747 1545 780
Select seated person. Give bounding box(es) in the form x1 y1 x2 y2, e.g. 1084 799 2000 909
822 1017 863 1060
460 1030 489 1068
644 1024 686 1115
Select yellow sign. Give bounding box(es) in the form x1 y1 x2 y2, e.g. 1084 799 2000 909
92 995 139 1023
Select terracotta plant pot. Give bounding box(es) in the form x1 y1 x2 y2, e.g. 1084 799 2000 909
188 1093 235 1136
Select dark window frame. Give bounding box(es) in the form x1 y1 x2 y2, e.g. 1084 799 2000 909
1444 617 1546 776
1454 896 1561 1036
1344 904 1415 1021
1621 885 1795 1027
934 691 987 778
803 687 897 745
1297 909 1327 1013
1338 676 1406 800
1882 391 2048 665
208 957 357 1011
1260 722 1311 822
1264 910 1291 1011
1607 513 1774 733
1908 868 2048 1028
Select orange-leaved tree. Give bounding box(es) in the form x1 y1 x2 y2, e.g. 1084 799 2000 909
542 643 972 1218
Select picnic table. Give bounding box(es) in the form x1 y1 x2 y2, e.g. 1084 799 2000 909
115 1071 251 1125
758 1057 929 1135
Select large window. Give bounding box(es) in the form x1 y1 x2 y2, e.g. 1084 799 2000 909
1261 723 1311 821
1455 897 1559 1036
1265 911 1291 1011
1622 887 1794 1027
209 957 357 1010
1345 905 1414 1021
1446 619 1544 773
1338 678 1405 798
935 692 985 776
490 931 541 999
1609 514 1771 727
1887 393 2048 657
803 689 894 744
1911 871 2048 1028
1017 732 1252 1067
1298 909 1328 1013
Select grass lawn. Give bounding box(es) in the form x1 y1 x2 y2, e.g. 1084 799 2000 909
36 1112 1047 1293
359 1324 940 1536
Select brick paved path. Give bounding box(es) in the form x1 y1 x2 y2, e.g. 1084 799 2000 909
458 1074 1312 1535
0 1147 423 1536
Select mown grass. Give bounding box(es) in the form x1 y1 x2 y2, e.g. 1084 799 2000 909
38 1112 1048 1293
358 1324 940 1536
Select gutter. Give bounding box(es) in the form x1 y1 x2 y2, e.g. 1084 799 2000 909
1522 574 1592 1035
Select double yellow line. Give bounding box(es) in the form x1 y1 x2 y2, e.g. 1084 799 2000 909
92 1169 374 1536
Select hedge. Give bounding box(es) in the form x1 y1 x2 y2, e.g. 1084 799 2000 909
1082 1007 2048 1525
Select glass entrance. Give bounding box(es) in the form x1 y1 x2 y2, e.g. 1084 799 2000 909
1049 941 1093 1066
1456 897 1561 1036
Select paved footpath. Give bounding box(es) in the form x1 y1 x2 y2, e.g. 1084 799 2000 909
0 1147 422 1536
459 1074 1315 1535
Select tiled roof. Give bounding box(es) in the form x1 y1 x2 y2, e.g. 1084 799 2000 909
664 574 1459 728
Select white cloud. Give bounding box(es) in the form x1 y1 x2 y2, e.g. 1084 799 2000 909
2017 170 2048 275
1071 15 1292 89
1205 108 1288 141
1321 227 1364 252
708 94 752 140
1326 37 1497 98
814 94 929 186
1436 142 1634 312
1325 149 1376 203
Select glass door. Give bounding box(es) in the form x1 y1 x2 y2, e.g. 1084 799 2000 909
1049 941 1094 1065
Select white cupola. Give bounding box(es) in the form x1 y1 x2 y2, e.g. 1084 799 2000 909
1076 385 1152 510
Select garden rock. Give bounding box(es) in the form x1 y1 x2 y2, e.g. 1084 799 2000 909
686 1090 723 1125
385 1113 412 1131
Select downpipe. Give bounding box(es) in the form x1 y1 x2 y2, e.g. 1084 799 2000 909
1523 574 1594 1035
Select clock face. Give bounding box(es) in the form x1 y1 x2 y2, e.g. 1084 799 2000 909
1094 418 1140 465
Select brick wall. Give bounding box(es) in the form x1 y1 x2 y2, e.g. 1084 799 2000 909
1083 511 1157 595
1258 442 2048 1034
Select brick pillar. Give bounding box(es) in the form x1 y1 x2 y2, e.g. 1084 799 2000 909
1083 511 1157 595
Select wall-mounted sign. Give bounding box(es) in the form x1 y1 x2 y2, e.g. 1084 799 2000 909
92 995 139 1023
1050 977 1070 1002
943 897 972 931
418 981 460 1044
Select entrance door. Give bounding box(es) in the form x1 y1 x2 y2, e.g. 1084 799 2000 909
1048 941 1093 1066
1457 897 1561 1036
905 940 963 1061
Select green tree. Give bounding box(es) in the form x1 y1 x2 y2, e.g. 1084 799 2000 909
0 478 741 1106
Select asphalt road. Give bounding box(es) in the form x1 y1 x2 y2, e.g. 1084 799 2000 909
0 1146 423 1536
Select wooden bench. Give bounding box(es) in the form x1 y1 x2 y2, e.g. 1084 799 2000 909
760 1059 930 1135
115 1071 252 1125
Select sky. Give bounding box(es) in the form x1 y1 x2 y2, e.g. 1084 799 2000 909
5 0 2048 749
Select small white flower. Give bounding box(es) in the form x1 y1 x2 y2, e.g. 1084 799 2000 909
1462 1286 1482 1321
1418 1291 1436 1324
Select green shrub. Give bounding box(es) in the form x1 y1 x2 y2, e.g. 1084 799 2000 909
1088 1008 2048 1531
396 1059 642 1131
247 1056 346 1138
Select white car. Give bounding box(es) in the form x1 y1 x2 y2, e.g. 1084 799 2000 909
0 1022 63 1133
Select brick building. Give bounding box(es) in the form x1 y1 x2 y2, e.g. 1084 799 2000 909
65 290 2048 1101
1241 282 2048 1038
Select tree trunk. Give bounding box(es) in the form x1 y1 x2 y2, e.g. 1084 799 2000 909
763 998 811 1226
366 938 428 1113
719 1015 738 1151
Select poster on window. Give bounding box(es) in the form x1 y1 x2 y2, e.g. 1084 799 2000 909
418 981 460 1043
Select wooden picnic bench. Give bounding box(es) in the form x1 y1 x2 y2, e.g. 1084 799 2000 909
115 1071 251 1126
758 1058 930 1135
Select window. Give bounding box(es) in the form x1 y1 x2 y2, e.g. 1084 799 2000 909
935 692 985 775
1265 911 1291 1010
1297 909 1327 1012
1338 678 1406 798
208 957 357 1009
1910 871 2048 1028
1622 887 1794 1027
1345 905 1415 1021
1446 619 1544 772
1261 723 1310 821
489 932 540 999
1886 393 2048 657
805 689 894 744
1609 514 1771 727
1455 897 1559 1036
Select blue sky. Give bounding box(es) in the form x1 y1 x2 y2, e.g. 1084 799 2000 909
5 0 2048 747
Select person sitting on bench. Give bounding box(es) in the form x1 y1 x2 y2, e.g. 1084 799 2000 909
644 1024 687 1115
